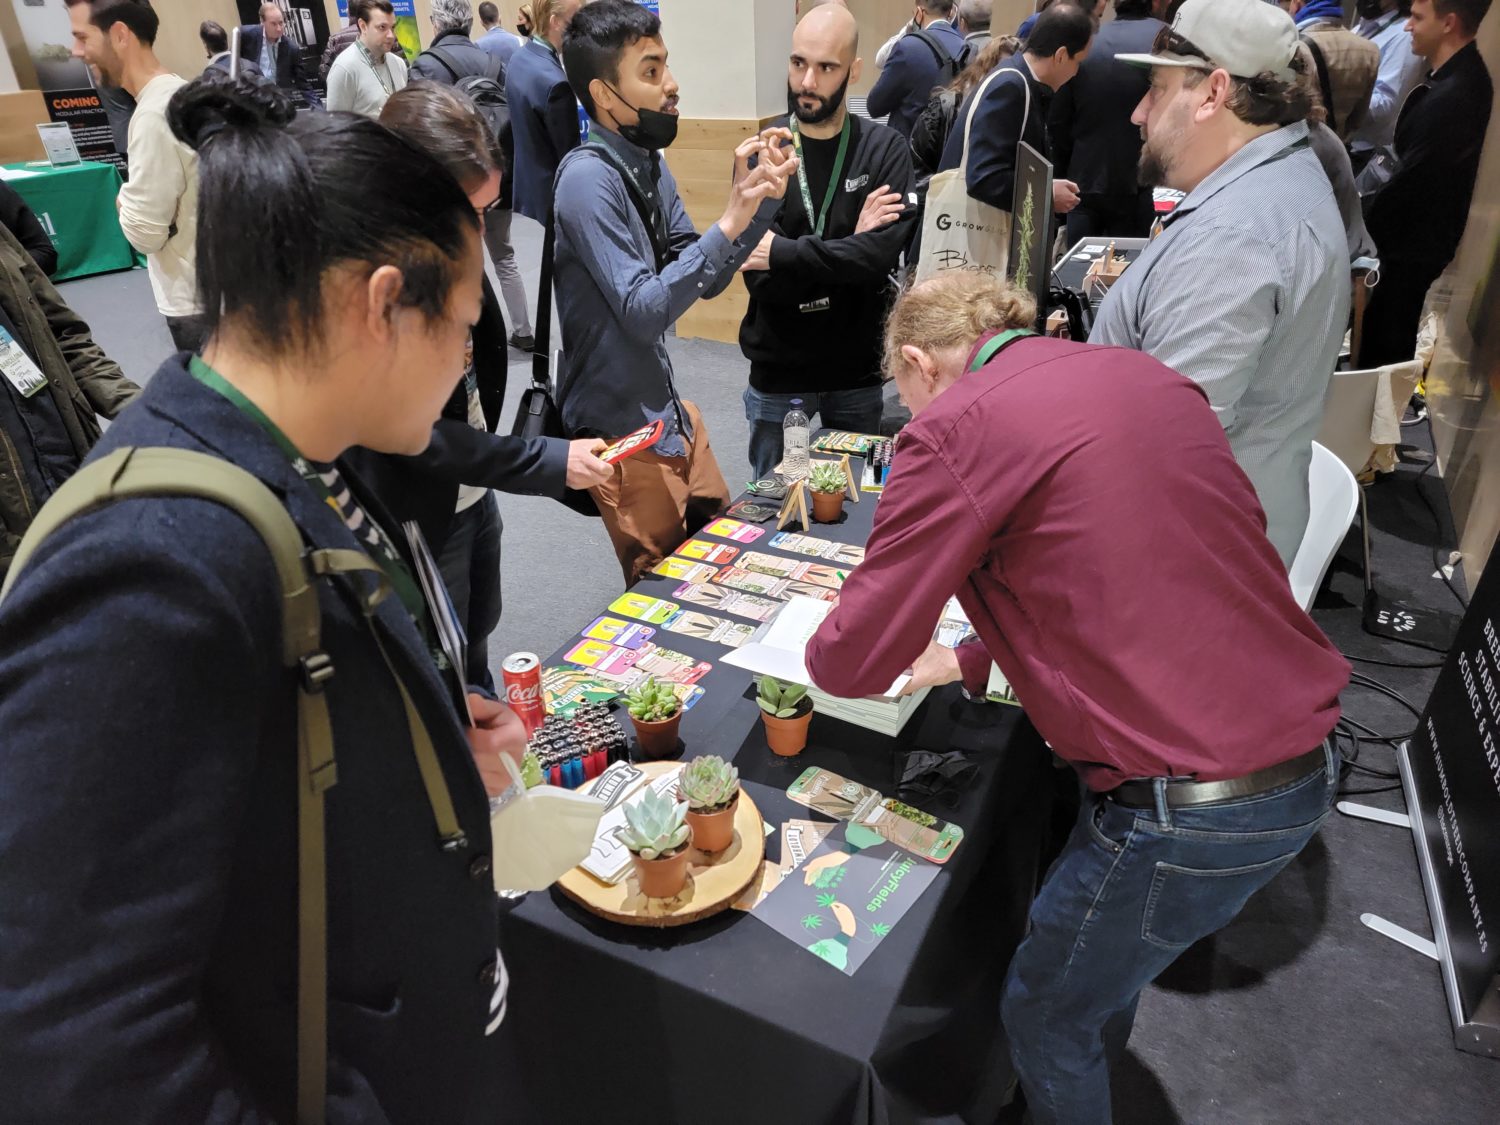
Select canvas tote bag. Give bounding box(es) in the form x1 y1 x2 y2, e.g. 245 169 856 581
915 67 1031 284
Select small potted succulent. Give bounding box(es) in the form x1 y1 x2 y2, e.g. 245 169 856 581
758 675 814 757
807 461 848 523
617 786 693 899
625 675 682 760
678 754 740 853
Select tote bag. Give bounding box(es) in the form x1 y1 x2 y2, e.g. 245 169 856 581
915 68 1031 285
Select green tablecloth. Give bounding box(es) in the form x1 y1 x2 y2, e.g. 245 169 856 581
2 160 140 282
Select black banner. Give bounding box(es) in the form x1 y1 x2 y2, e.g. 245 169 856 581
1404 537 1500 1056
43 87 125 174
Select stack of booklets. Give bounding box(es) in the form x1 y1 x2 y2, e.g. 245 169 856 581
722 597 931 737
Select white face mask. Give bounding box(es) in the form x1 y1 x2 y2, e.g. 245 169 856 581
488 754 605 892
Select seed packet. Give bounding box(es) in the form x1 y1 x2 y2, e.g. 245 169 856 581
785 767 964 864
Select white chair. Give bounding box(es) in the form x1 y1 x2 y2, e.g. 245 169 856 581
1289 442 1360 611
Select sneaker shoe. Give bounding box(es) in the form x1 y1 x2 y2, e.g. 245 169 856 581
509 331 536 354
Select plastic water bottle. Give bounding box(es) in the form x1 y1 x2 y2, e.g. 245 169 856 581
782 399 810 482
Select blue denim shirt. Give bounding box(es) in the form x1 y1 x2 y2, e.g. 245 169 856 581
553 125 775 457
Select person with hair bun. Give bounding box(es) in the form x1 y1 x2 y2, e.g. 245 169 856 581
805 271 1349 1123
0 74 522 1122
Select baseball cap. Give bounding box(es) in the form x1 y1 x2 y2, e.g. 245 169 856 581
1116 0 1299 80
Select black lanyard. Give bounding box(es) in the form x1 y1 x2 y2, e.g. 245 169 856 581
583 141 670 271
789 113 852 238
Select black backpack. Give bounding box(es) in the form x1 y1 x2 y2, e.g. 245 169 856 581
421 45 513 181
912 29 964 90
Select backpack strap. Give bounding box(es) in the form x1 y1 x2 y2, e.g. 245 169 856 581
1300 34 1338 134
911 28 954 68
1 445 466 1125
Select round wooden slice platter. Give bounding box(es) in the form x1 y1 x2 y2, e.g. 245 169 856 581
556 762 765 928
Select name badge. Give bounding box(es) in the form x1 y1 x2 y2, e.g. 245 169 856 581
0 326 47 398
798 297 831 314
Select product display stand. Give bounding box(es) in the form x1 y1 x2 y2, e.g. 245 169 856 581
809 453 860 504
777 480 811 531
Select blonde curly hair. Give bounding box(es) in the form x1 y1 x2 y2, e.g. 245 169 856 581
882 274 1036 380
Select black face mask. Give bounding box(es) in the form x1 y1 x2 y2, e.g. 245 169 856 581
787 72 851 125
605 83 679 150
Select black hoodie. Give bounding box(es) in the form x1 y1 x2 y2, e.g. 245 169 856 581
739 112 916 394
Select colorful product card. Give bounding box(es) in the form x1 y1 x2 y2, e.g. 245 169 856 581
712 568 840 603
738 552 847 589
810 430 881 454
583 615 656 649
651 557 720 583
786 767 964 864
751 831 941 976
672 581 783 622
608 592 680 624
564 638 642 676
767 532 866 566
542 666 626 714
661 609 756 648
675 538 740 564
781 818 838 877
631 643 713 685
725 500 781 523
703 517 766 543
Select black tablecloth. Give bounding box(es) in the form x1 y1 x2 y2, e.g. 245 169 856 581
1053 236 1149 314
494 457 1054 1125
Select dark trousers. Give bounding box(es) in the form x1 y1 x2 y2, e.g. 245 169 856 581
742 384 885 482
1356 257 1445 369
436 493 503 693
165 315 209 355
1064 191 1157 243
1002 743 1337 1124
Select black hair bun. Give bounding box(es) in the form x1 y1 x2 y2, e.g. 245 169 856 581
168 71 298 153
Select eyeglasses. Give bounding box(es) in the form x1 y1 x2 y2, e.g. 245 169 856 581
475 194 503 219
1152 26 1215 68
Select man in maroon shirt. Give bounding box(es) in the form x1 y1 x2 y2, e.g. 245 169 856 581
805 274 1349 1123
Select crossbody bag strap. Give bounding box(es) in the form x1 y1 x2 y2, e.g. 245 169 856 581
579 142 670 271
957 68 1029 179
532 214 556 395
1301 35 1338 134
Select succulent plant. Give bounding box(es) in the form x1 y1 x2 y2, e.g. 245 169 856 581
520 750 544 789
758 675 810 719
808 461 848 495
679 754 739 810
617 787 690 859
625 675 680 723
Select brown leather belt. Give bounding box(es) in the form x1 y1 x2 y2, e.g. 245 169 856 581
1107 744 1329 810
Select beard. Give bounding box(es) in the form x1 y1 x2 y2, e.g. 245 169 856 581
1137 106 1189 189
788 73 850 125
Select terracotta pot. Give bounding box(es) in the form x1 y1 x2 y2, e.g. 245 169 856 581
810 489 845 523
685 793 739 853
631 710 682 760
631 840 692 899
762 704 814 757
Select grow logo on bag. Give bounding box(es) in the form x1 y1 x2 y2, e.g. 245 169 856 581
933 212 998 235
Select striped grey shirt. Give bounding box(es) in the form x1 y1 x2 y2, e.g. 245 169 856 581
1090 121 1349 566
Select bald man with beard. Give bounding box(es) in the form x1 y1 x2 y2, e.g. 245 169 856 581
737 2 917 479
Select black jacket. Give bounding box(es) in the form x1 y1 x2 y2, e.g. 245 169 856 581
939 55 1050 211
1048 15 1166 197
409 29 505 86
740 113 916 393
1366 40 1493 267
0 355 504 1122
238 25 309 92
0 180 56 276
342 276 566 553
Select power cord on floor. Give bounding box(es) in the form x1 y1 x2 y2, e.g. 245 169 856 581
1333 674 1424 797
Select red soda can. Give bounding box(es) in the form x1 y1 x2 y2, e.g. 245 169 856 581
501 652 546 736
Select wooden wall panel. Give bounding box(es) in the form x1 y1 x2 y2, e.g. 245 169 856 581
0 91 49 165
662 114 776 343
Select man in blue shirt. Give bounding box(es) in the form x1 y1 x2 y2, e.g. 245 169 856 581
1348 0 1425 178
509 0 584 223
555 0 799 583
867 0 967 136
476 1 523 66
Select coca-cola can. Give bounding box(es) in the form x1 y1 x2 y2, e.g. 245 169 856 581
501 652 546 736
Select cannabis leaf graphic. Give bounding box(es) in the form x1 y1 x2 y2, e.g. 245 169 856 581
870 922 891 938
801 913 824 931
816 893 838 908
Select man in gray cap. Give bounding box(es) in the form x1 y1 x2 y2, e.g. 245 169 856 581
1090 0 1348 569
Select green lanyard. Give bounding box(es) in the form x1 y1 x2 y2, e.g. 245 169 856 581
789 113 852 239
186 356 430 631
968 329 1034 372
356 40 394 96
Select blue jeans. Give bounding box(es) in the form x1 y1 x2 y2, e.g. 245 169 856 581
742 385 885 482
436 493 502 694
1003 743 1338 1124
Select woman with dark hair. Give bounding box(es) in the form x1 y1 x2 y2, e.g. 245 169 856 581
354 81 610 692
0 74 521 1122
